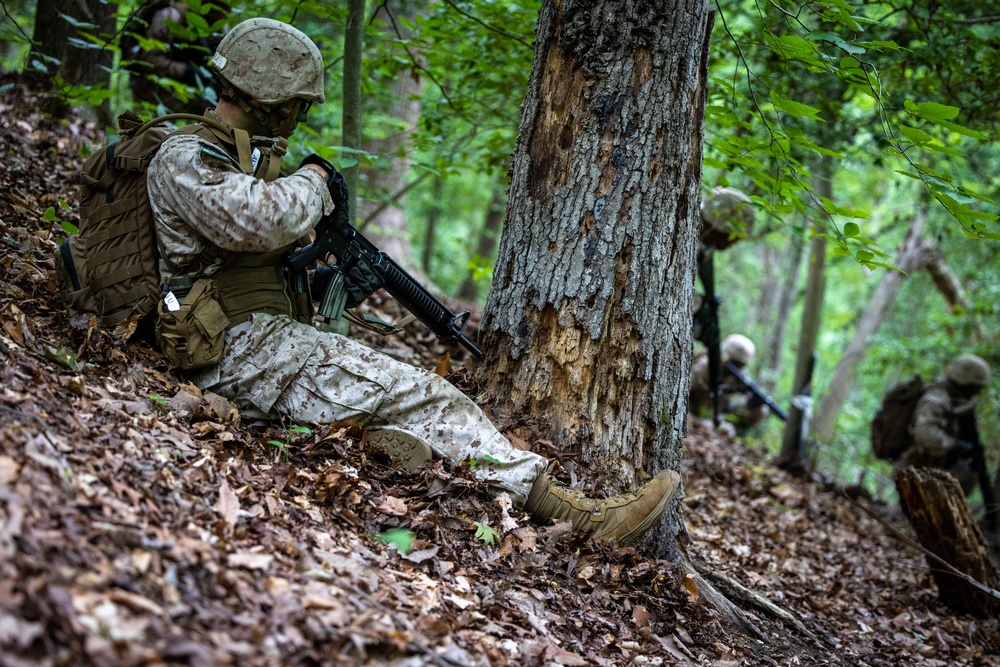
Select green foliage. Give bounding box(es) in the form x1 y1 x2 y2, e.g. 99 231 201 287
374 528 415 555
473 520 499 546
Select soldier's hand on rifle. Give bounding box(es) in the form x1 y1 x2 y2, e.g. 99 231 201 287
954 439 975 457
343 258 385 308
299 154 349 210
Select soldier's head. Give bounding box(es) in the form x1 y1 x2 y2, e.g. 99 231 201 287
700 187 755 250
722 334 756 368
945 354 990 399
211 18 325 138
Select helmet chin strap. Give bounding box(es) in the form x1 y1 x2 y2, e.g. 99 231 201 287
223 81 302 138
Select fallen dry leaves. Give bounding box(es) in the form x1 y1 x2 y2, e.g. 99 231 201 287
1 81 999 667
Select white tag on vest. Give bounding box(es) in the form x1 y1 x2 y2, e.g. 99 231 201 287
164 291 181 312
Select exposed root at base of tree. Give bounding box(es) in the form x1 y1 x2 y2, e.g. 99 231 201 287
695 563 835 648
677 554 766 640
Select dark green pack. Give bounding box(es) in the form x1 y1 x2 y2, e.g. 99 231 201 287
56 111 250 329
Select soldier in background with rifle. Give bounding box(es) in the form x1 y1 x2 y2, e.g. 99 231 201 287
690 334 785 435
901 354 997 527
692 187 756 428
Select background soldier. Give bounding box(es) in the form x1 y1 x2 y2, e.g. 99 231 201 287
902 354 991 495
123 0 229 114
692 187 756 425
690 334 769 432
143 18 678 546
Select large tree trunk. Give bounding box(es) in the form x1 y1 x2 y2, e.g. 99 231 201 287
28 0 115 125
812 210 931 441
778 157 832 468
895 466 1000 617
359 0 424 273
481 0 713 560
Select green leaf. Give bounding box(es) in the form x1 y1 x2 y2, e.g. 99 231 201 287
61 221 79 235
897 125 934 146
290 425 312 435
855 249 874 262
43 206 60 222
374 528 414 555
903 99 960 121
482 454 501 465
844 222 860 237
931 119 988 141
473 521 500 546
770 91 824 121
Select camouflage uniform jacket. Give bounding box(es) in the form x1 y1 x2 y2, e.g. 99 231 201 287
146 127 547 503
903 379 976 493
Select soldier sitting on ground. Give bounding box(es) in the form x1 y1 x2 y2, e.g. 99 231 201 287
689 334 769 433
137 18 679 546
900 354 991 495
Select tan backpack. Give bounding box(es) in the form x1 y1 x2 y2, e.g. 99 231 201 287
56 111 258 329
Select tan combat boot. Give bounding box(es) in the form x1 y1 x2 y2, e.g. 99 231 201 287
523 470 680 546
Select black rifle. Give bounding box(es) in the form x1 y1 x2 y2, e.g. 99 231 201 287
724 360 788 421
956 407 997 530
287 174 483 361
695 248 722 427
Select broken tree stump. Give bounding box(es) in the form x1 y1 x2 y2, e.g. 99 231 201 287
894 466 1000 617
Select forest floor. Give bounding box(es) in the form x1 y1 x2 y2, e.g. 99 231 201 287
2 85 1000 667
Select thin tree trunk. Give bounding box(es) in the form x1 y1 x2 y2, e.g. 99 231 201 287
753 243 778 331
342 0 365 226
760 231 804 392
481 0 713 561
456 178 505 302
359 0 424 273
812 209 930 441
778 157 831 467
422 176 444 274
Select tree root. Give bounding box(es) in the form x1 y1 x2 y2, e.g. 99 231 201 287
691 560 836 648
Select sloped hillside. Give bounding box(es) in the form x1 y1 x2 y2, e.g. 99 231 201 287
1 85 998 666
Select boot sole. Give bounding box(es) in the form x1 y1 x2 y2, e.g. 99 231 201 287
368 429 434 472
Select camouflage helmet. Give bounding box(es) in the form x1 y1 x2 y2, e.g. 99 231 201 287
722 334 756 367
945 354 990 389
210 18 325 105
701 187 755 247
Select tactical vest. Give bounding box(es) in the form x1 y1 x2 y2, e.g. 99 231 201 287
60 110 310 368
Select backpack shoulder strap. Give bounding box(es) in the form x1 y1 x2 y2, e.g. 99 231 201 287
130 112 256 175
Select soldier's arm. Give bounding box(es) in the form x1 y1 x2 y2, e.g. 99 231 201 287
141 6 191 80
148 134 333 253
910 394 958 459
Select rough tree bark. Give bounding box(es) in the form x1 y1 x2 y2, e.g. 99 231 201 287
480 0 712 560
895 466 1000 617
812 209 931 440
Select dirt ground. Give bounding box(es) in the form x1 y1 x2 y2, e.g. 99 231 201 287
2 85 999 666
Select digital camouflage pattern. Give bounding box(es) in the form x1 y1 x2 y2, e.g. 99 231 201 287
902 380 977 493
147 129 548 503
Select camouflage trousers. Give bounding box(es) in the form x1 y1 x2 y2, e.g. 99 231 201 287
189 314 548 505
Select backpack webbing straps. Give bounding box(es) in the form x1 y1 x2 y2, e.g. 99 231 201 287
132 112 257 176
